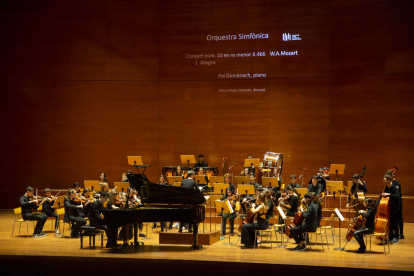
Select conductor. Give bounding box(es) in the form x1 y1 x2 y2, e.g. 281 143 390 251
179 170 199 233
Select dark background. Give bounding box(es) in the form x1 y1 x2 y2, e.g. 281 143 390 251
1 0 413 209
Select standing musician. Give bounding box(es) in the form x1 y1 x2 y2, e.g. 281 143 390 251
387 170 403 239
179 170 199 233
308 175 323 197
346 174 368 208
194 154 208 168
380 174 400 244
240 193 269 249
88 191 118 248
353 198 377 253
64 189 87 238
20 186 47 237
79 188 93 218
41 188 59 234
290 193 318 251
224 173 236 194
220 188 238 236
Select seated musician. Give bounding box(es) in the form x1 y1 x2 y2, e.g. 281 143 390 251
175 166 185 178
381 174 401 244
88 191 118 248
20 186 47 237
240 174 260 214
311 192 323 227
240 193 269 249
158 175 168 185
79 188 93 218
126 187 146 237
353 198 377 253
41 188 59 234
224 173 236 194
122 170 133 182
220 188 238 236
72 182 81 195
286 175 302 189
346 173 368 208
179 170 199 233
196 167 209 186
64 189 87 238
194 154 208 168
308 175 323 197
279 186 300 217
290 193 318 251
95 182 109 198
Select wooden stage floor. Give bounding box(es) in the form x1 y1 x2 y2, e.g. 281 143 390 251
0 210 413 276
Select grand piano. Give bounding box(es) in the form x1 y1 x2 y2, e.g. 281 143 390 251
102 173 206 251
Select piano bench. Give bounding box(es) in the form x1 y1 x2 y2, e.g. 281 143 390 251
80 226 104 249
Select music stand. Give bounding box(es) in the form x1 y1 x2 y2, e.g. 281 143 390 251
180 155 196 168
194 175 207 192
261 177 279 190
84 180 99 191
213 184 229 195
113 182 130 194
333 208 345 251
326 181 344 209
238 184 256 197
127 156 150 174
209 176 224 185
276 206 288 247
244 159 260 176
234 176 250 186
296 188 308 199
326 185 341 211
329 164 345 181
167 176 184 186
52 196 65 210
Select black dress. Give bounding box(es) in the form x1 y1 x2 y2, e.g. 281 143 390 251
241 204 268 248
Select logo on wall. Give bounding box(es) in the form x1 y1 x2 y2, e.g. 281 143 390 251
282 33 301 41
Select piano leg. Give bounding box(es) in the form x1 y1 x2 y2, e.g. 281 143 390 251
133 223 140 246
191 223 203 250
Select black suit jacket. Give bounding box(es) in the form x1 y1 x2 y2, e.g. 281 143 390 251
64 197 80 223
181 178 199 191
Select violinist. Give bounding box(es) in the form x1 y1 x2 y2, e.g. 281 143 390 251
72 182 81 195
107 190 124 210
20 186 47 237
353 198 377 253
88 191 118 249
41 188 59 234
240 193 268 249
125 187 146 237
95 182 109 198
64 188 87 238
290 193 318 251
308 175 323 197
380 174 400 244
279 187 300 217
240 174 260 214
224 173 236 194
387 170 404 239
78 188 93 218
346 174 368 208
220 188 238 236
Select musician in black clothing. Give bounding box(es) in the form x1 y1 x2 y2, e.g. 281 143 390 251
122 170 133 182
20 186 47 237
197 167 209 186
88 191 118 248
194 154 208 168
179 170 199 233
41 188 59 234
64 189 87 238
387 170 404 239
353 198 377 253
72 182 81 195
308 175 326 191
286 175 302 190
224 173 236 194
346 174 368 208
381 174 401 244
308 175 323 197
240 175 260 214
241 193 268 249
220 188 237 236
290 193 318 251
279 186 300 217
78 188 93 218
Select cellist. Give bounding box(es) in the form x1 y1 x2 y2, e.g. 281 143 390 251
289 193 318 251
353 198 377 253
240 193 268 249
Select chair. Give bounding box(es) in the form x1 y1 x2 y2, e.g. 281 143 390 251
319 215 335 245
254 227 273 249
270 216 286 247
12 207 34 237
55 208 70 237
365 219 390 255
304 227 329 252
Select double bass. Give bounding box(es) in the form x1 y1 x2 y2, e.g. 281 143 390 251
355 166 367 211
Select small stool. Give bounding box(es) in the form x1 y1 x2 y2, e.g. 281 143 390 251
80 226 104 249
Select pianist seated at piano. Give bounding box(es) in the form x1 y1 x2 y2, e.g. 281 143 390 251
178 170 199 233
88 191 118 248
